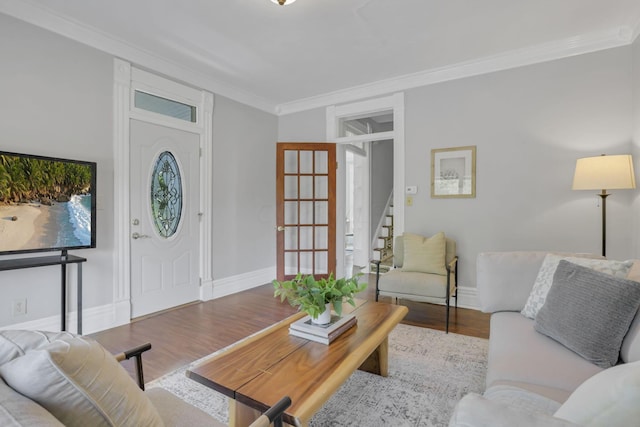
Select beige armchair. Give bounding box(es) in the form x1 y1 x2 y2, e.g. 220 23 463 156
0 330 290 427
374 233 458 333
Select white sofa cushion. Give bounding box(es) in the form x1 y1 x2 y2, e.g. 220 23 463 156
521 254 633 319
621 261 640 363
622 309 640 363
487 312 602 400
554 360 640 426
483 384 561 416
0 331 163 427
449 393 581 427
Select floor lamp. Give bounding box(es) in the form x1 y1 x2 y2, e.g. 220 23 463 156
572 154 636 257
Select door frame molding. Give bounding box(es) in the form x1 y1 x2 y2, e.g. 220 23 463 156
326 93 405 278
113 58 214 326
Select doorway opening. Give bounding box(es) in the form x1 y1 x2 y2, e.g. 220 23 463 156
327 93 404 278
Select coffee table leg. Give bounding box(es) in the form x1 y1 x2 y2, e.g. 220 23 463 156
358 336 389 377
229 399 261 427
230 399 300 427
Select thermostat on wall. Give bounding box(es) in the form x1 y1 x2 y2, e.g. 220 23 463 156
406 186 417 194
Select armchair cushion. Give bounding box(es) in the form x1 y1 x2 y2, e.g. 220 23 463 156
0 331 163 427
401 232 447 275
0 378 64 426
146 388 224 427
378 270 448 301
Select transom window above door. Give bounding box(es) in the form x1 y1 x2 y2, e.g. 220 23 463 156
134 90 197 123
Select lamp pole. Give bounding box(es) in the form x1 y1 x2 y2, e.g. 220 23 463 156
599 190 609 257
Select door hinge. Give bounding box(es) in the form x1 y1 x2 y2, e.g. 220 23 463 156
199 147 203 157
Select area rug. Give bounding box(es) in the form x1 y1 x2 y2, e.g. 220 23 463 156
147 324 488 426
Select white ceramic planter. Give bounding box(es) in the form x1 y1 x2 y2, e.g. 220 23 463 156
311 303 332 325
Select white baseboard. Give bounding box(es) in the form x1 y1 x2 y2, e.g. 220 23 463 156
0 303 117 335
206 267 276 300
455 286 479 310
0 268 277 335
0 276 480 335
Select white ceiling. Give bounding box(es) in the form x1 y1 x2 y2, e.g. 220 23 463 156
3 0 640 114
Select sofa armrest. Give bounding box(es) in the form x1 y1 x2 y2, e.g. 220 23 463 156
449 394 580 427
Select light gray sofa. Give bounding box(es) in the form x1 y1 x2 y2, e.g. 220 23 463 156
449 251 640 427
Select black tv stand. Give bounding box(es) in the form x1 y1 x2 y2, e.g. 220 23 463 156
0 251 87 334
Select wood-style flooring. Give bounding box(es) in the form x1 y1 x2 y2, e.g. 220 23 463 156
91 275 490 383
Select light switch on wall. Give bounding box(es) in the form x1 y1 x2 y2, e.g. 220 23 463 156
406 195 413 206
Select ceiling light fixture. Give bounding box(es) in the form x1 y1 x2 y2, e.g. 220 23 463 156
271 0 297 5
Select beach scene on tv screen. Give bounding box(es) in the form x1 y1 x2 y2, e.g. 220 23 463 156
0 154 93 253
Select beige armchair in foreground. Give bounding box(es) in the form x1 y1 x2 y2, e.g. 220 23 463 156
0 330 291 427
374 233 458 333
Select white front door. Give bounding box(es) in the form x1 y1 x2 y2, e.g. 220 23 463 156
130 120 200 318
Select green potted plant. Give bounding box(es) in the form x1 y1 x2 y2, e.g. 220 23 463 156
273 273 367 324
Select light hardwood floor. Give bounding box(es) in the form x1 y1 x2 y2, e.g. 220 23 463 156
91 275 490 382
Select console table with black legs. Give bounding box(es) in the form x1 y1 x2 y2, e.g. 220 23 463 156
0 251 87 334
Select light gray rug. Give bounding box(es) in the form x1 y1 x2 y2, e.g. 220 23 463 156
147 324 488 426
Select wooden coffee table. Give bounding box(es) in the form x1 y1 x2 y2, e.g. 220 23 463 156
187 300 408 427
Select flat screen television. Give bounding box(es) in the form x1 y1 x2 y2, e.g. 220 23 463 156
0 151 97 255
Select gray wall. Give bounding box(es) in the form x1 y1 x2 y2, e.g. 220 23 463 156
370 140 394 239
279 45 636 290
405 46 633 288
0 14 279 328
0 13 114 326
632 37 640 258
278 108 326 142
212 96 278 278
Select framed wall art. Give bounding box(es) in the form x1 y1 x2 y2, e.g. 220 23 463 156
431 146 476 198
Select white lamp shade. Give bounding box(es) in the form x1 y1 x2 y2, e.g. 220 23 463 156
270 0 297 5
572 154 636 190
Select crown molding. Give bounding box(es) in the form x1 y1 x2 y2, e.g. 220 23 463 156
276 26 635 116
0 0 278 114
2 0 638 117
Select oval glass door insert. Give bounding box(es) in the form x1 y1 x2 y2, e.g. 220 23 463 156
150 151 183 237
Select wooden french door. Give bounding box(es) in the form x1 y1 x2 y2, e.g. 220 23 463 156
276 143 336 281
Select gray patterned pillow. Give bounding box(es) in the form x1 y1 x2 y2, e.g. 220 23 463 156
521 254 633 319
534 260 640 368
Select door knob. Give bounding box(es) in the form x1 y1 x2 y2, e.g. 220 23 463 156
132 232 150 239
276 226 285 232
